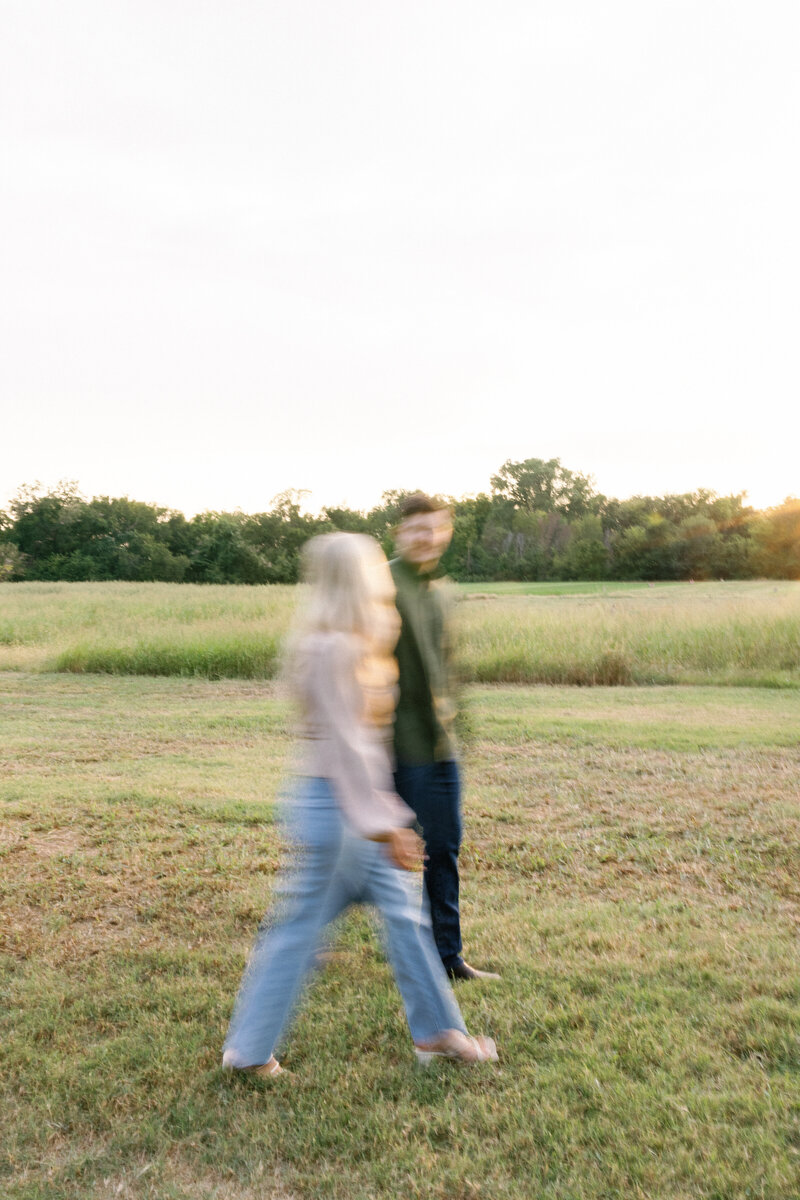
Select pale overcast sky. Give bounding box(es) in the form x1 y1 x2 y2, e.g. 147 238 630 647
2 1 798 516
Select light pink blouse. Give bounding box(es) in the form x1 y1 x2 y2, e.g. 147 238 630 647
291 631 414 839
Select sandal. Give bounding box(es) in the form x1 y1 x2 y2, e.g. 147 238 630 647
413 1030 498 1066
222 1050 287 1079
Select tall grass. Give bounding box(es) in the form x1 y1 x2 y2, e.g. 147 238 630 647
455 582 800 687
55 631 281 680
1 579 799 686
0 582 295 677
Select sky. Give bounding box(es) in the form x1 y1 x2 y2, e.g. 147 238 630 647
2 1 798 518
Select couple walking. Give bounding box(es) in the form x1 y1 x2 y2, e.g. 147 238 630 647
222 494 501 1078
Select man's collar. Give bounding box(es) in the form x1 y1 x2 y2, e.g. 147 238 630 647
392 555 445 583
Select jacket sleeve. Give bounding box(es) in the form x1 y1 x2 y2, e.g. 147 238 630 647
306 634 414 839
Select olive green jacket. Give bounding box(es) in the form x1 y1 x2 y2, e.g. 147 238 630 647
389 556 457 764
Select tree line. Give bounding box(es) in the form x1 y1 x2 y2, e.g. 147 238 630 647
1 458 798 583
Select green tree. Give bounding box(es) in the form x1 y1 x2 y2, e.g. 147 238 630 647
441 494 492 578
752 499 800 579
553 515 609 580
187 513 270 584
244 491 324 583
709 534 755 579
322 506 370 534
609 515 680 580
676 516 719 580
9 481 86 564
491 457 598 518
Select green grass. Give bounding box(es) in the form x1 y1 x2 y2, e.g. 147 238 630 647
457 580 684 595
1 580 800 687
2 674 799 1198
0 582 295 676
455 580 800 687
54 632 282 680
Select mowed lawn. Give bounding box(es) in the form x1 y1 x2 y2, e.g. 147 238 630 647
2 674 799 1199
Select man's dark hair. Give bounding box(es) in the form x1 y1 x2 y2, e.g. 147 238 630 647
399 492 450 520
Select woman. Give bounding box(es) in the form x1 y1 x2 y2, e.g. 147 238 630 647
222 532 497 1076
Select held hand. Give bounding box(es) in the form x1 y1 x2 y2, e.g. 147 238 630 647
385 827 425 872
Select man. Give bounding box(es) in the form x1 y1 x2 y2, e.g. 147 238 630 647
390 493 500 982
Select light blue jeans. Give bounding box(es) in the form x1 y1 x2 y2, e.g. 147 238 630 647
223 777 467 1067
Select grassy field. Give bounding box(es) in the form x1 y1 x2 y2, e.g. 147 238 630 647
1 579 799 687
0 583 295 677
2 673 799 1199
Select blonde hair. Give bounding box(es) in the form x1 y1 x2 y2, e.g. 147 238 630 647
287 532 398 727
298 532 386 638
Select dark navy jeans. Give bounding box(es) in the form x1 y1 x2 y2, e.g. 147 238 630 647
394 759 463 970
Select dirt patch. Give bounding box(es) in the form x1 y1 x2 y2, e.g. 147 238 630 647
27 829 86 857
0 826 89 856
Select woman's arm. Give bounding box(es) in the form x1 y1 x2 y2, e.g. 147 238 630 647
305 633 414 843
